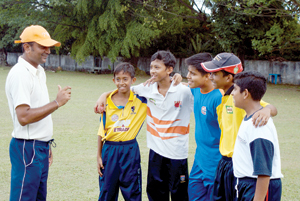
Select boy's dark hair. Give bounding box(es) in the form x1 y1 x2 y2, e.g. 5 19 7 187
151 50 176 69
114 62 135 78
234 71 267 101
185 53 213 76
220 70 235 78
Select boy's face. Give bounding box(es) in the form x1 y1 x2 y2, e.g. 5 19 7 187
231 84 244 109
209 71 229 90
113 71 136 93
150 59 173 83
186 65 207 88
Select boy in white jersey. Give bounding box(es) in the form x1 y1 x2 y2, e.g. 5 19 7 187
232 71 283 201
95 51 193 201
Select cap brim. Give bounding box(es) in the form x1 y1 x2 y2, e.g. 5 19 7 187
201 61 243 74
36 38 61 47
201 60 220 72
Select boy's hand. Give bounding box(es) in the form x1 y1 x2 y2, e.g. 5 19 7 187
252 107 271 127
94 92 110 114
49 149 53 167
97 156 104 177
143 77 156 87
171 73 182 86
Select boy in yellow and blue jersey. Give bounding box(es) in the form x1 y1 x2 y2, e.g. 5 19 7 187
96 62 147 201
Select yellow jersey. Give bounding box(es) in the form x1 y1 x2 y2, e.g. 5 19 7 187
217 85 268 157
98 89 147 141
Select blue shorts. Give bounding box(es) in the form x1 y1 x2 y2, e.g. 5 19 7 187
98 139 141 201
146 149 189 201
235 177 282 201
212 156 236 201
188 162 214 201
9 138 50 201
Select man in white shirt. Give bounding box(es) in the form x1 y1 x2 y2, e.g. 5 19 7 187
5 25 71 201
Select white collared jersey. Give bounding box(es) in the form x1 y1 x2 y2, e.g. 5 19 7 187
5 57 53 141
233 116 283 179
132 83 194 159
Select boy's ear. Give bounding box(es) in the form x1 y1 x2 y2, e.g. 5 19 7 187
243 89 250 99
226 74 234 82
166 66 174 75
132 77 136 84
204 73 210 80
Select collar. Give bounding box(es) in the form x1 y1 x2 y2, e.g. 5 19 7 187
18 56 43 77
107 89 134 109
152 81 178 94
224 85 234 96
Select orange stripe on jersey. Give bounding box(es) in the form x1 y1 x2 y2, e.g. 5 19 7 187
147 124 178 140
150 122 189 135
147 107 180 125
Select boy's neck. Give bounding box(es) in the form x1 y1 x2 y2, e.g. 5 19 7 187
157 76 172 96
112 90 130 106
244 101 262 118
201 80 214 93
223 83 234 94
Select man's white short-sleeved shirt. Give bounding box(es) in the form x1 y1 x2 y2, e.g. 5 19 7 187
5 57 53 141
133 82 194 159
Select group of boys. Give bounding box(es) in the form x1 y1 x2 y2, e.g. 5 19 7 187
94 51 283 201
5 24 282 201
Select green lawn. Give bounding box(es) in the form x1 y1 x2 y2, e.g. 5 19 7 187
0 66 299 200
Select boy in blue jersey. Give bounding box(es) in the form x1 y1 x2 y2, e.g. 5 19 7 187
232 71 283 201
96 62 147 201
174 53 223 200
185 53 223 201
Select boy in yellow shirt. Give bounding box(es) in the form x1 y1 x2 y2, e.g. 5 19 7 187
97 62 147 201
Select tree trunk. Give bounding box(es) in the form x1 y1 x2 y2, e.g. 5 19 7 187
0 48 8 66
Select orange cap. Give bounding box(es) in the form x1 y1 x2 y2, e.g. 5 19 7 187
14 25 61 47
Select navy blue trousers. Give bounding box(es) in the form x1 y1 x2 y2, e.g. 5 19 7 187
212 156 235 201
10 138 50 201
98 139 141 201
235 177 282 201
147 149 189 201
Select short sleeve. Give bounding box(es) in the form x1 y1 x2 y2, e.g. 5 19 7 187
260 99 269 107
250 138 274 176
9 71 32 109
97 112 107 137
131 83 144 95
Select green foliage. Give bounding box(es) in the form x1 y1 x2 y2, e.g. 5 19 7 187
210 0 300 61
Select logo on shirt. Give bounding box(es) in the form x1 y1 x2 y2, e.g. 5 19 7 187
174 101 182 108
149 98 156 105
111 114 119 122
201 106 207 115
113 120 130 132
131 106 136 114
180 175 186 183
226 106 233 114
237 135 247 144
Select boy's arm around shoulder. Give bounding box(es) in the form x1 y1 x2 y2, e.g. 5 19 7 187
252 101 277 128
94 91 112 114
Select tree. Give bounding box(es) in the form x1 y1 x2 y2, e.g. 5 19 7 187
210 0 300 61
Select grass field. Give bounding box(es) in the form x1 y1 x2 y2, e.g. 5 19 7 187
0 66 299 200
